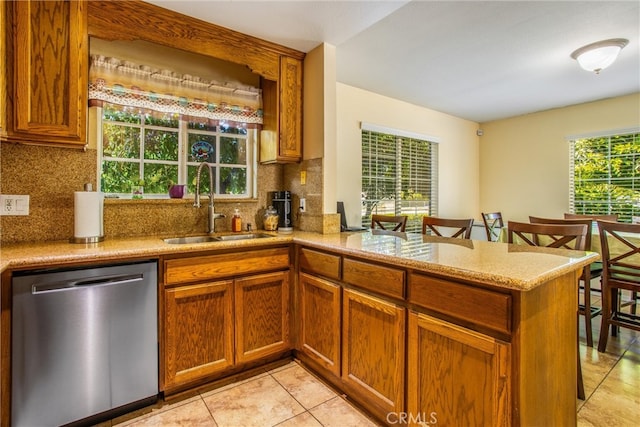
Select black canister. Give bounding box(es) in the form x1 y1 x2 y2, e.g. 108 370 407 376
271 191 292 233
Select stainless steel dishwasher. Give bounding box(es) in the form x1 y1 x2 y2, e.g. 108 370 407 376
12 261 158 427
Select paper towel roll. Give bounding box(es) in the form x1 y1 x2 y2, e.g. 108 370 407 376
74 191 104 239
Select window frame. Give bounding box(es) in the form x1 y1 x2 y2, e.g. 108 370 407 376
361 123 439 233
94 103 257 199
569 128 640 223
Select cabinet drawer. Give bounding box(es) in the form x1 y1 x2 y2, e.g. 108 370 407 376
343 258 405 299
299 248 341 280
165 247 290 285
409 273 511 336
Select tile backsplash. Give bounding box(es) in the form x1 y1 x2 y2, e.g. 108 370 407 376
0 143 341 244
0 143 294 244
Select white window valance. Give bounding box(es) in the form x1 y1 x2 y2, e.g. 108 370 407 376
89 55 263 126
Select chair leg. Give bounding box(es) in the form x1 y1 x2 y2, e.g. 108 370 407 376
577 312 585 400
611 288 619 337
598 286 612 353
583 278 594 347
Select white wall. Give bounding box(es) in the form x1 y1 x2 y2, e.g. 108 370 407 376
336 83 481 227
480 93 640 223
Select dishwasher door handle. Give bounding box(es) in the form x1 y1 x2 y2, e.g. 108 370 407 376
31 274 144 294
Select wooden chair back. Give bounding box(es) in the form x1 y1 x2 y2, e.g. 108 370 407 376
564 213 619 222
595 220 640 352
507 221 587 250
371 214 407 232
422 217 474 239
482 212 504 241
529 216 594 251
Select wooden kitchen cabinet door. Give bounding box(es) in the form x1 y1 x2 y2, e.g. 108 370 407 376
163 280 234 391
298 272 341 376
260 55 302 163
6 0 87 147
278 55 302 160
342 288 405 417
235 271 290 363
407 311 511 426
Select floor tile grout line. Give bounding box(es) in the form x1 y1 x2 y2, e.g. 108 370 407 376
267 368 335 425
267 362 382 426
578 331 637 409
198 393 220 426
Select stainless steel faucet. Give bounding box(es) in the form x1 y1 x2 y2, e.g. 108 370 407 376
194 162 225 233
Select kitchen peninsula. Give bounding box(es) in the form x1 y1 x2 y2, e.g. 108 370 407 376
0 231 597 426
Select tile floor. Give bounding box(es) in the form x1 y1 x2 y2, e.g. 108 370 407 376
103 290 638 427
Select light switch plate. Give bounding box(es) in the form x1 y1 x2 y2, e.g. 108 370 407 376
0 195 30 216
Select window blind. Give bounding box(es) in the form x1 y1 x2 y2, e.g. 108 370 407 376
569 130 640 223
361 129 438 233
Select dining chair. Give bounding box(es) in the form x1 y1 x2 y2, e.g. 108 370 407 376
529 216 602 347
564 213 619 221
563 213 618 293
422 217 474 239
507 220 589 399
595 220 640 353
371 214 408 232
481 212 504 241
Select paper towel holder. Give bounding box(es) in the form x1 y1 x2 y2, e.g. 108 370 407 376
70 183 105 244
70 236 105 244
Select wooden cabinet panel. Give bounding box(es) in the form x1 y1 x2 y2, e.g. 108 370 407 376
165 247 290 285
87 0 306 81
342 288 405 416
407 311 510 426
298 247 341 280
343 257 405 299
5 0 87 146
298 272 341 376
0 1 7 136
163 280 234 391
278 56 302 160
235 271 290 363
260 55 302 163
409 273 512 336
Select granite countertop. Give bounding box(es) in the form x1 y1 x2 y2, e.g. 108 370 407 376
0 230 599 291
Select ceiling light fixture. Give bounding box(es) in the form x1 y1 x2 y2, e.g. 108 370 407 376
570 38 629 74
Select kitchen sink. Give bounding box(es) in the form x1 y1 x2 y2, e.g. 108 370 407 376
163 233 273 244
163 236 220 244
213 233 273 241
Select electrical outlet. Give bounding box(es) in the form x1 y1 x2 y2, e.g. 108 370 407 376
0 195 30 216
299 198 306 213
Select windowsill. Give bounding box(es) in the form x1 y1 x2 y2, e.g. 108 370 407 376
104 197 259 205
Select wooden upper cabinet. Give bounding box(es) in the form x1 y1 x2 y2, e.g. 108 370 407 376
260 56 303 163
4 0 88 147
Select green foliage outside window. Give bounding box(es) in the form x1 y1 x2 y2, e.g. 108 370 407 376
100 102 249 197
362 130 434 232
572 132 640 222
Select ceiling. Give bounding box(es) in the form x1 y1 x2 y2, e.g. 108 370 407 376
145 1 640 123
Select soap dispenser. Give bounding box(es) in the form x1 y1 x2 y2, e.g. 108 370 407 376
232 208 242 232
